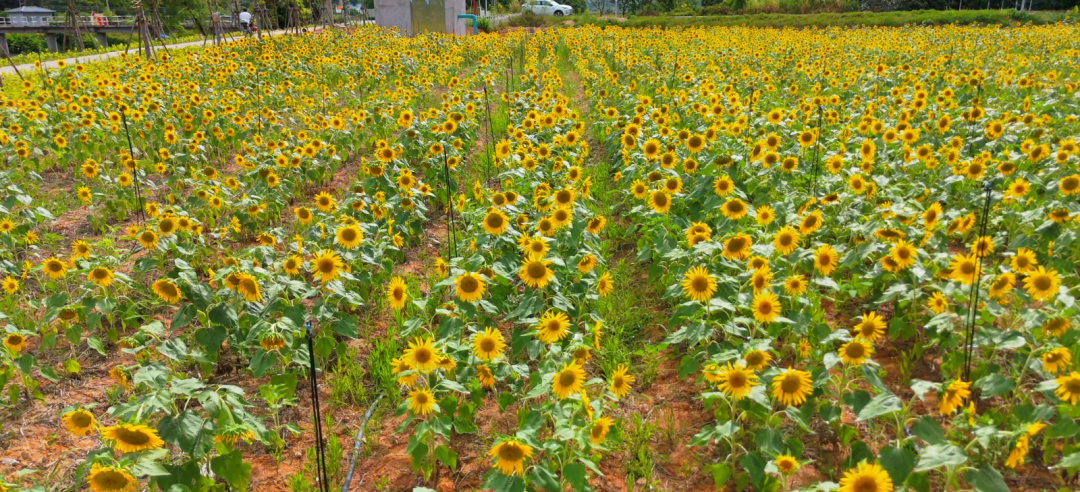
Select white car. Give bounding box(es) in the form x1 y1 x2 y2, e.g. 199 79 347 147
522 0 573 16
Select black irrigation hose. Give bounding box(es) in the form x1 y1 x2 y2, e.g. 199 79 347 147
340 391 385 492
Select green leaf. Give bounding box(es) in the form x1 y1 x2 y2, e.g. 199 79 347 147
249 350 278 377
86 335 106 356
563 462 587 492
434 445 457 471
677 355 699 379
973 373 1015 399
914 443 967 472
963 464 1009 492
528 462 561 492
158 411 212 459
481 470 526 492
171 304 197 330
878 446 915 485
211 450 252 491
1052 452 1080 469
755 428 785 455
856 393 902 421
157 338 188 361
194 326 227 356
208 304 239 329
911 417 946 445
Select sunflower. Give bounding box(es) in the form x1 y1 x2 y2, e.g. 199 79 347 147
838 462 892 492
631 180 648 199
715 362 759 400
799 210 823 235
294 207 314 224
771 368 813 407
3 332 26 353
586 216 607 235
237 274 262 302
1005 434 1029 469
542 351 584 395
387 276 408 310
473 327 505 361
853 311 886 341
609 364 635 399
1023 267 1060 301
455 272 487 302
138 229 159 249
476 364 496 388
42 257 67 279
890 240 917 270
744 350 773 371
721 198 748 220
483 209 510 235
2 276 18 294
88 267 114 287
311 249 344 283
519 258 554 289
1041 348 1072 374
72 239 91 259
648 190 671 214
403 337 440 373
927 291 949 314
1054 372 1080 405
152 279 181 303
577 254 597 274
101 423 164 454
1060 174 1080 196
839 340 873 366
775 455 799 475
87 463 138 492
335 225 363 249
988 272 1016 299
751 291 781 323
283 256 302 276
589 417 614 445
813 244 838 276
1010 248 1038 274
407 388 436 416
939 380 970 414
536 310 571 343
713 175 735 196
923 202 943 229
948 253 981 285
773 226 800 255
681 266 716 303
63 409 97 436
754 205 775 225
489 439 533 476
597 271 614 297
750 267 773 293
314 192 336 212
722 233 752 260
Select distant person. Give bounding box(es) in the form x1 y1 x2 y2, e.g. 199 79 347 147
239 8 253 35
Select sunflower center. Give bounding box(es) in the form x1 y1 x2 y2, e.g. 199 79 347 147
1064 177 1079 191
727 371 747 388
1066 379 1080 394
94 470 131 488
480 338 496 352
845 343 866 358
70 412 92 427
779 234 793 246
852 475 881 492
746 352 763 366
960 261 976 275
818 253 832 266
460 276 479 293
48 262 63 272
729 238 747 252
780 374 802 394
1033 275 1051 291
896 248 910 260
559 371 578 387
727 202 744 214
498 443 524 462
591 424 604 438
393 287 404 300
8 334 24 345
94 269 109 279
341 228 358 242
114 427 151 445
159 284 178 298
757 300 773 315
414 392 429 405
413 347 432 365
653 193 668 207
317 258 335 274
692 276 709 293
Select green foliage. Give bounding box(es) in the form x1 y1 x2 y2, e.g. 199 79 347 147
329 346 368 407
6 34 45 55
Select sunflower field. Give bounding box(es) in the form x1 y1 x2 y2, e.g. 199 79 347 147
0 19 1079 492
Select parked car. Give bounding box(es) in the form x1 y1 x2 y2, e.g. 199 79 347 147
521 0 573 16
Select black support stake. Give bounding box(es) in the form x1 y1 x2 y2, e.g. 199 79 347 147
305 321 330 492
962 181 994 383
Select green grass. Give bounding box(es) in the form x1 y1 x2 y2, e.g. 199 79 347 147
567 9 1073 29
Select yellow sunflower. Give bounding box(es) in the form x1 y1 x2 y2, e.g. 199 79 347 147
87 463 138 492
751 291 782 324
597 271 614 297
771 368 813 407
402 337 440 373
518 258 554 289
721 198 748 220
681 266 717 303
152 279 181 303
1023 267 1060 301
839 340 873 366
536 310 571 344
773 226 800 255
552 362 586 399
407 388 436 416
489 439 533 476
1054 372 1080 405
853 311 886 341
101 423 165 454
838 462 892 492
387 276 408 310
335 225 363 249
473 327 506 361
1041 348 1072 374
648 190 671 214
813 244 838 276
722 233 752 260
715 361 759 400
589 417 614 445
455 272 487 302
939 380 970 414
63 409 97 436
311 250 344 283
42 257 68 279
483 209 510 235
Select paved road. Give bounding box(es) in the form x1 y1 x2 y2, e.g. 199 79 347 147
0 30 290 75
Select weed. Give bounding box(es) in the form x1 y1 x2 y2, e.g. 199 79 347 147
329 346 368 407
